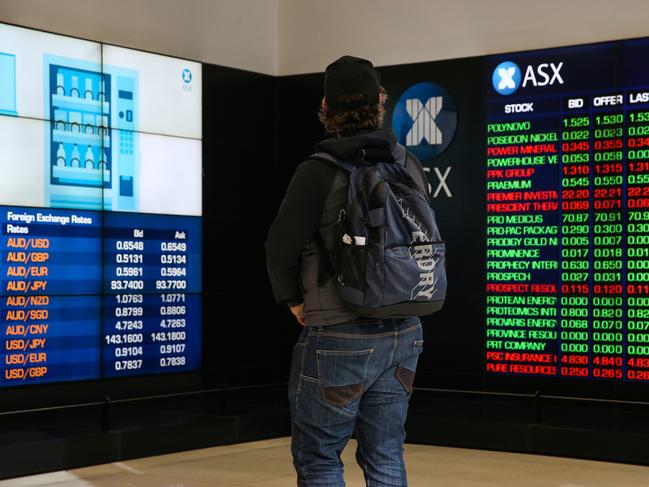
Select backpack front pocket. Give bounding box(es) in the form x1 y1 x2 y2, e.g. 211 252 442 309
335 242 366 291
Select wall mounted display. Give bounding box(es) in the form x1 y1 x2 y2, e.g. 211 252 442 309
0 23 202 386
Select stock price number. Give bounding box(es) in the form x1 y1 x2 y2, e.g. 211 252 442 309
115 320 144 331
160 356 186 367
105 333 144 345
111 280 144 291
151 331 186 342
160 318 186 329
114 360 143 371
114 346 143 357
116 241 144 251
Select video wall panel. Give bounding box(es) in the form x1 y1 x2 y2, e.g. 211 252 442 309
485 38 649 382
0 23 202 386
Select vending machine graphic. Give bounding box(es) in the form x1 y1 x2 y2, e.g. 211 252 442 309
0 52 17 116
44 55 139 211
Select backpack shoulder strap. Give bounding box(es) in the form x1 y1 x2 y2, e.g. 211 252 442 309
306 151 352 287
404 150 431 200
309 152 356 173
362 143 429 199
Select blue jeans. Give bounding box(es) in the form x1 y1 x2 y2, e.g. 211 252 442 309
288 316 423 486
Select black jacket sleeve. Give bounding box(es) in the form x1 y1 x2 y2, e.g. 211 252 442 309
265 159 339 306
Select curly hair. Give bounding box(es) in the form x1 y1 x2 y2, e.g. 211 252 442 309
319 88 387 137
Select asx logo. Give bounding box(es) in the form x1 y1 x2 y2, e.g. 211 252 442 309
405 97 442 146
391 82 457 197
392 82 457 160
492 61 564 95
181 68 193 92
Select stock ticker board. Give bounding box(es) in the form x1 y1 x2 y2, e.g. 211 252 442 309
485 38 649 381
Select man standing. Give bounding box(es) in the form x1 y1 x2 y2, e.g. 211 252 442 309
266 56 430 486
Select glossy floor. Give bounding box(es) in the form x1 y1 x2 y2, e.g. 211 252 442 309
3 437 649 486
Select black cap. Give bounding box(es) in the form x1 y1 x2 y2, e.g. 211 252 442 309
324 55 381 110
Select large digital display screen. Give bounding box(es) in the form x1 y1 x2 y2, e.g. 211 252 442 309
485 38 649 381
0 23 201 385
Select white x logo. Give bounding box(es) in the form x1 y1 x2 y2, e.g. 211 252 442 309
497 67 516 90
405 97 442 146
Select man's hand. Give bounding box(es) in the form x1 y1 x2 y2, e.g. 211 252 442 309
289 303 305 326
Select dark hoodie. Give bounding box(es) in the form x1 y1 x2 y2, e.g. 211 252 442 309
265 129 428 325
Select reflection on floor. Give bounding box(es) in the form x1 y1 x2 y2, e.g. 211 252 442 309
3 436 649 486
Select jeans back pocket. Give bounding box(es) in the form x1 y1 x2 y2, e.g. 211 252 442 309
316 348 373 408
395 338 424 395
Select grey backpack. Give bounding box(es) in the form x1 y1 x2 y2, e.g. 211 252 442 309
311 147 447 318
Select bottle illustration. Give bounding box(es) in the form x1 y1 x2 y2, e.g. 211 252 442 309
85 146 94 169
94 114 104 137
84 78 93 100
56 73 65 96
56 143 66 166
70 144 80 168
98 149 107 171
69 112 81 133
70 76 79 98
98 80 105 102
54 110 67 131
84 114 95 134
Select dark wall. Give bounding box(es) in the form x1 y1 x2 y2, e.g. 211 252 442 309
202 64 281 388
274 74 328 374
